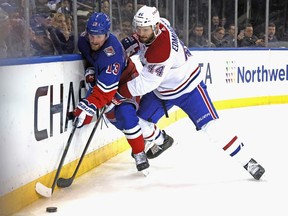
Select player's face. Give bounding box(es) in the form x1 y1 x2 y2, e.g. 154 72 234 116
135 26 155 44
88 33 106 51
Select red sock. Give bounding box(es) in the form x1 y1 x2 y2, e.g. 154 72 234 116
127 134 145 154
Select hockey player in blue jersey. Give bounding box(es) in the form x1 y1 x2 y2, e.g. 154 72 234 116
112 5 265 180
73 12 173 173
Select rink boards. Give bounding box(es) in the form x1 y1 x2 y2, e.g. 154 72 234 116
0 49 287 216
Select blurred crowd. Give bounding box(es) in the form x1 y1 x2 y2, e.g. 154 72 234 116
0 0 143 58
188 13 283 48
1 0 288 58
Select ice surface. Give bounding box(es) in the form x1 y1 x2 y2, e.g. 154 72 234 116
13 104 288 216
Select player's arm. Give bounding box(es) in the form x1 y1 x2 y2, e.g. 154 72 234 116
74 55 122 127
106 56 139 107
108 57 139 106
121 34 140 57
124 63 166 97
119 34 173 97
73 75 119 128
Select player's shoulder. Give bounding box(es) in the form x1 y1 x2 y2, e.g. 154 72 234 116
96 34 126 68
106 34 123 49
145 25 171 63
78 31 88 42
102 34 124 57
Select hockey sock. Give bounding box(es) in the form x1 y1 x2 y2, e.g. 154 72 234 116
138 117 164 145
123 125 145 154
201 119 251 166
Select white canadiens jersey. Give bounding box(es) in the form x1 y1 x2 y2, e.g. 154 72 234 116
127 21 203 100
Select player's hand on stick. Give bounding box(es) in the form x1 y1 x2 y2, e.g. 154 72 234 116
73 99 97 128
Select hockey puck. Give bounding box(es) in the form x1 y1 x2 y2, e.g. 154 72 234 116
46 207 57 213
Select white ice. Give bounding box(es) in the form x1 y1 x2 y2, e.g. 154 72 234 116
13 104 288 216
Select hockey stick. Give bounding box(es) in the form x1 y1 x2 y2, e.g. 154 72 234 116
57 107 106 188
35 119 78 198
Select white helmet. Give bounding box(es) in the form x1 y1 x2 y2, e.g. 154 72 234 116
133 5 160 29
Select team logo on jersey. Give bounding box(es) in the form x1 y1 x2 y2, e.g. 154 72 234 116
104 46 115 57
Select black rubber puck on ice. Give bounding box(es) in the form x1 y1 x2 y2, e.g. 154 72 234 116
46 207 57 213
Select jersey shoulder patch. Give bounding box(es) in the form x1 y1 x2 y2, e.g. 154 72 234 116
145 28 171 63
104 46 115 57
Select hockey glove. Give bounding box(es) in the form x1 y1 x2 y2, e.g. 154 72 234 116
111 92 126 106
121 34 139 57
73 99 97 128
84 67 96 88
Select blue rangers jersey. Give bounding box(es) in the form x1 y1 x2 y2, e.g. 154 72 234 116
78 32 126 108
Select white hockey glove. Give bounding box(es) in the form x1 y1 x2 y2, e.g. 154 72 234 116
73 99 97 128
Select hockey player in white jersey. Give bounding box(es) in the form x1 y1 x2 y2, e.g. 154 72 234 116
113 5 265 180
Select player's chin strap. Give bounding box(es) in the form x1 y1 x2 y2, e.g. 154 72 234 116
145 23 161 45
152 22 161 36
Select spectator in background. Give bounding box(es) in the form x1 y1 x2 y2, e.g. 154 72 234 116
238 23 265 47
211 14 220 32
122 1 133 14
101 0 110 14
220 16 227 29
276 24 288 42
189 23 215 48
1 2 19 19
77 17 88 35
1 2 26 57
120 1 134 22
211 26 229 47
30 25 55 56
115 1 134 41
0 7 11 58
51 12 66 29
64 14 72 32
100 0 118 29
47 0 60 11
31 12 52 28
48 12 74 54
223 23 237 47
257 22 279 47
267 22 278 43
116 15 133 41
57 0 71 15
34 0 51 14
121 17 133 35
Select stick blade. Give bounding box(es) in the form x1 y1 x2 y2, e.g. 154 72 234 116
35 182 52 198
57 177 74 188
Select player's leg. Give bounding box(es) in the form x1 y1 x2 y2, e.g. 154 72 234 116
137 92 174 159
107 103 149 171
177 81 265 180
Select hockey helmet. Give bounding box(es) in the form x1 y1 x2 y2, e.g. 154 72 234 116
86 12 111 35
133 5 160 29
